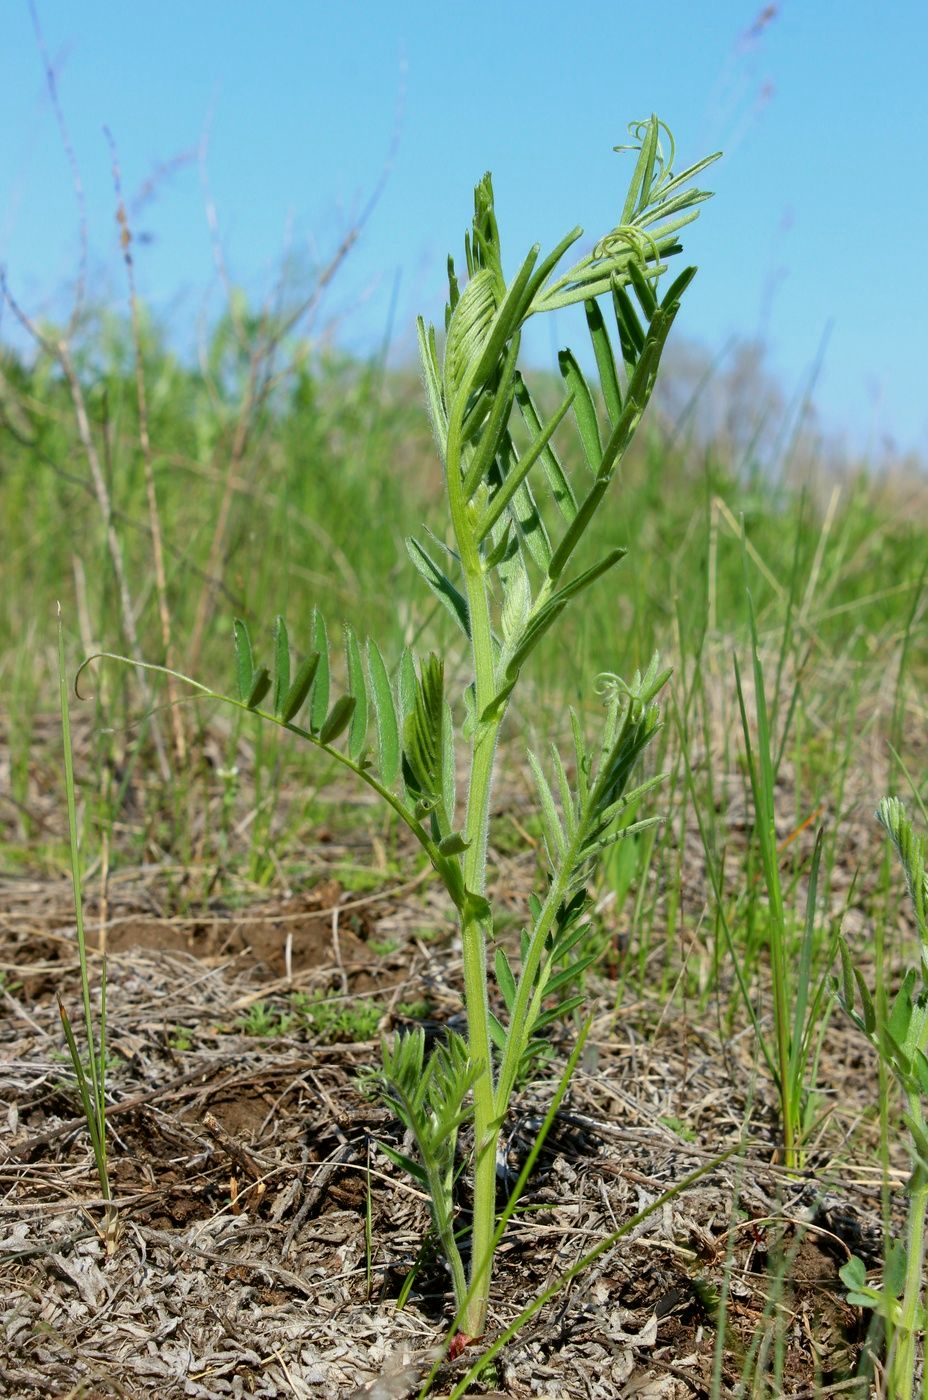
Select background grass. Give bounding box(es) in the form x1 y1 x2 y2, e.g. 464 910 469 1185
3 298 925 884
3 267 928 1391
3 290 927 1066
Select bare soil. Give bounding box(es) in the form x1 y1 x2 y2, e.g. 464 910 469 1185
0 718 914 1398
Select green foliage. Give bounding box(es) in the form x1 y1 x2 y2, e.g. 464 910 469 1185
236 1000 295 1037
495 657 671 1105
730 585 838 1169
237 992 382 1043
7 100 926 1389
294 992 381 1043
82 116 717 1337
369 1026 479 1305
56 609 117 1254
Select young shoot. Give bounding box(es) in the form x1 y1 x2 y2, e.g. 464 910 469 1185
87 116 718 1338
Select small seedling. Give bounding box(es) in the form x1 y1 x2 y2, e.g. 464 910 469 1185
236 1000 295 1037
732 583 839 1169
87 117 718 1337
57 606 117 1253
294 991 381 1043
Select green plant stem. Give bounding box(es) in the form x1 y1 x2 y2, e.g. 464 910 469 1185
426 1157 469 1312
59 613 104 1136
443 1150 734 1400
735 601 801 1170
448 392 505 1337
768 860 797 1169
419 1020 593 1397
898 1185 927 1392
458 791 499 1337
57 607 116 1249
893 1124 927 1396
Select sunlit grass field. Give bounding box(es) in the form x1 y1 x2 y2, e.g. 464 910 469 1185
2 290 927 1394
3 308 925 889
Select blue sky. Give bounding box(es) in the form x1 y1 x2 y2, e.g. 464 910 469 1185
2 1 926 458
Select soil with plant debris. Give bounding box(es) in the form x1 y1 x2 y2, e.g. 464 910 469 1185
0 712 918 1398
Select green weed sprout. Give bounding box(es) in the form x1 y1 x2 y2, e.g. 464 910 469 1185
57 607 117 1254
837 796 928 1398
732 587 838 1170
84 117 718 1337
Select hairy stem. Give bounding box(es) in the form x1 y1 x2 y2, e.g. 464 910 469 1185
892 1098 928 1397
446 396 503 1337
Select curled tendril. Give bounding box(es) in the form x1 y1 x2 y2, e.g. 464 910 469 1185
596 659 668 707
614 117 676 190
591 223 661 266
594 672 635 704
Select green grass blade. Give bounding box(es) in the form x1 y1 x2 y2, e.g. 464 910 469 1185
57 605 110 1208
789 828 823 1087
57 999 102 1161
735 582 799 1164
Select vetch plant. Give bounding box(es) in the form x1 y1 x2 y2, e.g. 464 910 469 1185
837 796 928 1398
84 117 718 1338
